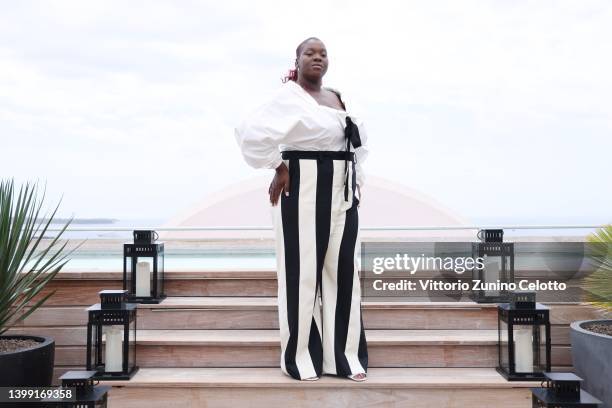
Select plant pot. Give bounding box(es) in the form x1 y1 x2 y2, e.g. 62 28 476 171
570 319 612 408
0 335 55 387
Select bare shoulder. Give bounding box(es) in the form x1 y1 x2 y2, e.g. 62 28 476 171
322 86 346 110
323 86 342 98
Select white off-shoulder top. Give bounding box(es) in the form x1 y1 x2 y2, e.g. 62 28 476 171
234 80 369 188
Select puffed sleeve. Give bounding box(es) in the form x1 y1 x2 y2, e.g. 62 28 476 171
234 98 296 170
354 118 369 188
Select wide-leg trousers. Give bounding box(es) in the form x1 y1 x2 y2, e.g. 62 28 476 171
270 150 368 380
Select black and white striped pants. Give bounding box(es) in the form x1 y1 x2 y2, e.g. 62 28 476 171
270 150 368 380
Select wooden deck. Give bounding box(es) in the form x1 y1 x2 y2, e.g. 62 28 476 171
8 268 608 407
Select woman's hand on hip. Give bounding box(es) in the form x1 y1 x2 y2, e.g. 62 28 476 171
269 162 290 206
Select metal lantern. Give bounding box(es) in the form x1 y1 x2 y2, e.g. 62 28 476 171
41 371 111 407
497 291 551 381
531 372 602 407
471 228 514 303
86 290 138 380
123 230 165 303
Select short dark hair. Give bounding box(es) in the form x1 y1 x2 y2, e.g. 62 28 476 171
295 36 322 57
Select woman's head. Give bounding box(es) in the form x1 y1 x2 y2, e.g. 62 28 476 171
282 37 328 83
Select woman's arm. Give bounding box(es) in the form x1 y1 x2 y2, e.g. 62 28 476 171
269 161 290 206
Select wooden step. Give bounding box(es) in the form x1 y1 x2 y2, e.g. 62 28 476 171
133 329 496 346
15 298 606 330
9 328 567 368
37 269 599 304
12 328 572 369
11 306 89 327
10 299 598 372
139 298 500 330
35 270 277 305
35 277 276 305
134 328 500 368
7 326 574 370
99 367 537 408
14 299 501 330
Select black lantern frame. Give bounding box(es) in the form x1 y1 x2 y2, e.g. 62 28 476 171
471 229 514 303
41 370 111 407
123 238 165 304
86 290 138 380
497 292 551 381
531 372 602 407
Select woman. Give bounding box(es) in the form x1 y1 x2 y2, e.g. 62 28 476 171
234 37 369 382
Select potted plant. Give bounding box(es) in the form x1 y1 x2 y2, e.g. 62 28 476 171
0 178 79 387
570 224 612 407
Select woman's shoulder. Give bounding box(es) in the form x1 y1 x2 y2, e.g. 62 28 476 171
323 85 341 93
322 86 346 111
322 85 343 100
323 86 366 119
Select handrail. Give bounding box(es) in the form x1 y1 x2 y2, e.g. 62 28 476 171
43 224 606 232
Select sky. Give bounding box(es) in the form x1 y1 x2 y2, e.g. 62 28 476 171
1 0 610 225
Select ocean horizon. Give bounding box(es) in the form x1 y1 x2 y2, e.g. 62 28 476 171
41 215 609 240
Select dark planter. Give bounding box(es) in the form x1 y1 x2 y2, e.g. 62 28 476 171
0 335 55 387
570 319 612 408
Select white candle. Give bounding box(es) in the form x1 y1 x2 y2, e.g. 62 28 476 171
104 326 123 372
136 261 151 297
483 256 500 296
514 328 533 373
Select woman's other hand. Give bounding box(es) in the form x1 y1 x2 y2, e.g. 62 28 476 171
269 162 290 206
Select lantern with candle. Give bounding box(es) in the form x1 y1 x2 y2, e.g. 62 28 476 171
471 228 514 303
123 230 165 303
497 291 551 381
41 370 111 407
86 290 138 380
531 372 602 407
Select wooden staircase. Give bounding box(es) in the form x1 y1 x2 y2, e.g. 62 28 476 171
10 269 607 407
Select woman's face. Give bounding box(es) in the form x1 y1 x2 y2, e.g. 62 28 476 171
297 39 328 80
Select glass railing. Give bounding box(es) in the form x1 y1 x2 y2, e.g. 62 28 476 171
30 224 612 307
33 224 607 272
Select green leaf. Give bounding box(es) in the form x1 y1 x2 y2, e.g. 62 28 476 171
0 178 79 335
584 224 612 311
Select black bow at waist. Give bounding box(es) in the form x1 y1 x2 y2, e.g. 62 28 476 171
343 116 361 202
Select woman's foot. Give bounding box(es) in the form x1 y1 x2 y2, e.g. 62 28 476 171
347 372 367 382
301 375 319 381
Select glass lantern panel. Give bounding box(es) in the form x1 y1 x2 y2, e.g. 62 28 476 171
483 254 501 297
102 325 124 373
534 324 547 373
499 318 509 372
128 317 136 370
134 256 154 297
156 251 165 296
90 323 103 369
502 253 513 282
513 324 535 373
125 256 132 296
